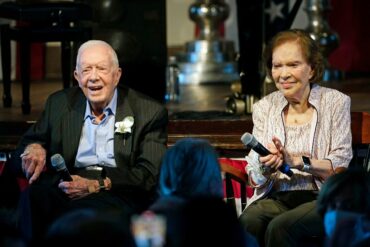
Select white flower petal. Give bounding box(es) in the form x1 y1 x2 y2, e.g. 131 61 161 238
123 116 134 127
115 116 134 134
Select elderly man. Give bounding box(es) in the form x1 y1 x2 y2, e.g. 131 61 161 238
10 40 168 243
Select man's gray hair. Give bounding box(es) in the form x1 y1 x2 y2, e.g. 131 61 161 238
75 40 119 70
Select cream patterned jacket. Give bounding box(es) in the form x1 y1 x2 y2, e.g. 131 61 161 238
244 84 353 208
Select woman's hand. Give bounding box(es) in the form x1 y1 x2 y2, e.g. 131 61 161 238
272 136 302 170
20 143 46 184
58 175 99 199
259 139 284 172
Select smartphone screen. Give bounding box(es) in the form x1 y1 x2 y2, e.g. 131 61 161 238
131 211 166 247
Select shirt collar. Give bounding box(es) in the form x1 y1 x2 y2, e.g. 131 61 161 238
84 89 118 120
275 83 322 113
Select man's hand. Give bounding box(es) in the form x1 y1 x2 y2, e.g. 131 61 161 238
58 175 99 199
21 143 46 184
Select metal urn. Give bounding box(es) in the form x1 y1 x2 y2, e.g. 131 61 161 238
305 0 341 81
177 0 239 84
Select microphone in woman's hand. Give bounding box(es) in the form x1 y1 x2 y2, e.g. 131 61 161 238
241 132 293 177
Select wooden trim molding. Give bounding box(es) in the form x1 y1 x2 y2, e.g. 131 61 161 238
0 112 369 154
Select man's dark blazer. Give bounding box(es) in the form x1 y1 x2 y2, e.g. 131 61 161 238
11 85 168 203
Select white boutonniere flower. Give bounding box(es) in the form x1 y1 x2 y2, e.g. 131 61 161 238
115 116 134 135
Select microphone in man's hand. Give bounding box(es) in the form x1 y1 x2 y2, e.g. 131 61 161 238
241 132 293 177
50 153 73 181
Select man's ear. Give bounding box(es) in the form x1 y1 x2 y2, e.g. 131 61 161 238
74 70 79 82
115 68 122 87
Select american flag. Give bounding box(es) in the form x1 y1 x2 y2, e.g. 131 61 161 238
265 0 290 41
264 0 302 42
233 0 303 96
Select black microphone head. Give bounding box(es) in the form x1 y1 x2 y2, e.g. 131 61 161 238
51 153 66 172
241 132 259 148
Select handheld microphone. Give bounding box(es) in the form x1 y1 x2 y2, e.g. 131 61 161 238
51 153 73 181
241 132 293 177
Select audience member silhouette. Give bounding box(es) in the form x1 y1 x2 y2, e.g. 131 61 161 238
157 138 224 200
148 138 224 246
147 138 257 247
43 208 135 247
181 197 259 247
0 209 27 247
317 168 370 247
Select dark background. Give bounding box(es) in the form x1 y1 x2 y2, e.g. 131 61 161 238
81 0 167 103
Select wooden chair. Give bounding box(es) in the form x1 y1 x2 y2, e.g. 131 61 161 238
219 160 250 215
0 1 92 114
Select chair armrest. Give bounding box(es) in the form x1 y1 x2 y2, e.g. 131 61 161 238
219 160 250 214
219 162 249 184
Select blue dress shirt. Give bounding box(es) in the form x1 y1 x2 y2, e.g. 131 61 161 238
75 89 118 168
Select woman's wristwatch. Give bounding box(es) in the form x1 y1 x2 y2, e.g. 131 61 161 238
301 156 311 172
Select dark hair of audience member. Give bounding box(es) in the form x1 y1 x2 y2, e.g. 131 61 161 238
148 138 228 247
43 208 135 247
0 208 27 247
317 168 370 217
158 138 223 199
181 197 258 247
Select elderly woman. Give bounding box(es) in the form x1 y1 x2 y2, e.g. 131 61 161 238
239 29 353 247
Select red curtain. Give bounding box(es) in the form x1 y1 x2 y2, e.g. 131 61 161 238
328 0 370 72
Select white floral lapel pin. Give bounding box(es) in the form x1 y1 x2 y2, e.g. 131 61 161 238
115 116 134 145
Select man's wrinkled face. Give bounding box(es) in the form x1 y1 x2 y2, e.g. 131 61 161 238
74 44 121 112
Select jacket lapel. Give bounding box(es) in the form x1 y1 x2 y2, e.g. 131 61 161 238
63 94 85 167
114 88 135 165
